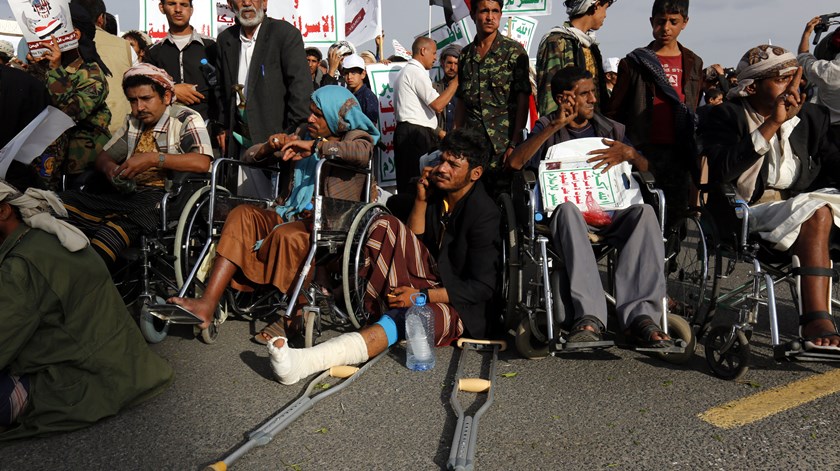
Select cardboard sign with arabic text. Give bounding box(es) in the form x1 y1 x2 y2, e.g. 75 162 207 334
8 0 77 58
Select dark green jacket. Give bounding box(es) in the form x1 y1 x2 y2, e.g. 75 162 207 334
0 226 173 441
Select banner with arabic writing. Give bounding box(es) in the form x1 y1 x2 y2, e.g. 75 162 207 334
140 0 214 42
501 16 538 55
417 17 474 52
366 63 405 186
345 0 379 46
8 0 77 58
503 0 552 17
269 0 344 47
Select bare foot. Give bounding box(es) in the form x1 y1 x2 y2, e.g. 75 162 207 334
802 319 840 347
167 296 215 329
272 337 286 348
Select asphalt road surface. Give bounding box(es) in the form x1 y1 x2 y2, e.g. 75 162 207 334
4 263 840 471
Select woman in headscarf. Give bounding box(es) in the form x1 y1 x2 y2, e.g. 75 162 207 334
703 45 840 353
168 86 380 340
32 2 111 190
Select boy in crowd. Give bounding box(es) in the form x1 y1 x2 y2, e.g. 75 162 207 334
607 0 703 229
342 53 379 125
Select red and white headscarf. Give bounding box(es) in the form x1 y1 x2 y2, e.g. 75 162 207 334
122 63 177 104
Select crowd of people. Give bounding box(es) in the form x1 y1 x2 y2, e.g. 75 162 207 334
2 0 840 441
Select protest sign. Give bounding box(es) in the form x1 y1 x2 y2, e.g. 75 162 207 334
502 16 538 54
418 17 474 51
502 0 552 17
140 0 214 41
345 0 379 46
269 0 344 47
366 63 404 186
0 106 74 178
7 0 76 59
538 138 643 215
214 1 235 35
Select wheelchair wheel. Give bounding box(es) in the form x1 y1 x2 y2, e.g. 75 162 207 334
139 296 170 344
656 314 696 364
705 325 750 381
174 185 230 290
515 317 549 360
342 203 390 329
304 309 317 348
498 193 521 331
666 214 719 326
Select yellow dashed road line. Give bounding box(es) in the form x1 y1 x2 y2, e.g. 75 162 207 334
699 369 840 429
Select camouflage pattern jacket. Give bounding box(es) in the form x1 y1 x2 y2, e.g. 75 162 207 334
534 23 608 116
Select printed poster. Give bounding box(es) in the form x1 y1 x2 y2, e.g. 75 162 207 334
539 138 643 215
366 63 404 186
345 0 379 46
140 0 214 41
501 16 538 55
7 0 77 59
214 1 235 35
503 0 552 17
269 0 344 47
418 17 474 52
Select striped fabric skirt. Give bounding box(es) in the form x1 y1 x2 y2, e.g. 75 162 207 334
61 188 164 263
0 371 29 427
360 215 464 346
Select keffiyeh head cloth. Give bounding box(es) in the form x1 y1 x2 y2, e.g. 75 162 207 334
123 63 177 104
0 179 88 252
566 0 614 17
726 45 799 100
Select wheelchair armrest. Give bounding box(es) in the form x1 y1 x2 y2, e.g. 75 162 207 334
322 155 372 175
632 170 656 187
522 169 537 187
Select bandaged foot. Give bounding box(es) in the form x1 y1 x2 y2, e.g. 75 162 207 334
268 333 370 385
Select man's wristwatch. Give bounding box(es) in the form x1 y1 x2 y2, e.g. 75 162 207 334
420 288 430 300
157 153 166 168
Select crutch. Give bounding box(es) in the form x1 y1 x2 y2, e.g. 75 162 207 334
447 338 507 471
203 349 388 471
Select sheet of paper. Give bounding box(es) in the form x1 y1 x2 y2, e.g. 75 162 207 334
0 105 75 178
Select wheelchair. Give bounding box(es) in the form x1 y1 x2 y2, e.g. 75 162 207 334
149 155 389 347
499 167 695 362
665 182 840 380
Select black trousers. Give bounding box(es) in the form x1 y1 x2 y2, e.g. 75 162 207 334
394 122 439 194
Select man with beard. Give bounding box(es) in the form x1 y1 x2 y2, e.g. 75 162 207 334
432 44 461 139
216 0 312 197
263 128 500 385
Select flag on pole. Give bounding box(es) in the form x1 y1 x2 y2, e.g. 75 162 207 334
429 0 472 27
346 0 380 46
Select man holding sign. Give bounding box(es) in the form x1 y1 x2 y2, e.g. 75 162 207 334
508 67 673 349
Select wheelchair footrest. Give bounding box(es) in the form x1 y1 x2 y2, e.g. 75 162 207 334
775 342 840 362
553 340 615 353
634 339 687 354
146 304 203 324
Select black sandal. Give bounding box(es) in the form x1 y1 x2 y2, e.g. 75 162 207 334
626 315 674 349
799 311 840 352
567 315 605 343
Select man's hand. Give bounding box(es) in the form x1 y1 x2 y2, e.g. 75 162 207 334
416 166 434 202
799 17 822 53
40 35 62 69
113 153 157 179
388 286 420 309
587 139 648 173
549 91 577 130
280 139 316 161
174 83 205 105
770 67 805 125
328 48 342 77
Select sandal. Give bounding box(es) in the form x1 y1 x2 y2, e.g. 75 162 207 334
799 311 840 353
626 315 674 349
253 320 287 345
567 315 605 343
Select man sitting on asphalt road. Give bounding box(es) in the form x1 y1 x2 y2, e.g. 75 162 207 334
266 128 501 385
0 178 172 440
507 66 674 349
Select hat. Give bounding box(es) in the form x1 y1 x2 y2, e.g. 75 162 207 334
603 57 619 74
342 54 366 71
0 40 14 59
329 40 356 57
440 44 462 61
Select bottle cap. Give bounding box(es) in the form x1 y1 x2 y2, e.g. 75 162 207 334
535 212 544 222
200 58 208 65
410 292 427 307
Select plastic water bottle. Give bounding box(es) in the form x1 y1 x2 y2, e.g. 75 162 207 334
199 58 218 87
405 293 435 371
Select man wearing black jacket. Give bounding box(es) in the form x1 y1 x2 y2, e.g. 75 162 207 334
264 128 502 386
146 0 220 124
216 0 312 197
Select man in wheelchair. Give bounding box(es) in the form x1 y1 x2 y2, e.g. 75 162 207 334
167 86 380 333
702 45 840 352
507 66 673 349
266 128 500 385
61 64 214 266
